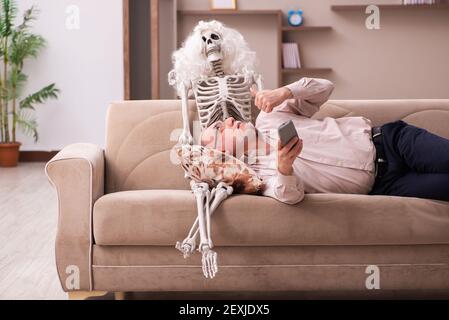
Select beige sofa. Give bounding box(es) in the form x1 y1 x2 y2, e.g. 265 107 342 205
45 99 449 299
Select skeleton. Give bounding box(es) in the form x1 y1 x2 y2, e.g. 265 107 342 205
169 21 264 278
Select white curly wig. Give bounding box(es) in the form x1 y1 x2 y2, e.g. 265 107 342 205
169 20 258 96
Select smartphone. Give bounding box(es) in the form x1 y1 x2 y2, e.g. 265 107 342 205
278 120 299 147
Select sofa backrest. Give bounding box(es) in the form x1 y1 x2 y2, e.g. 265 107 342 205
105 99 449 193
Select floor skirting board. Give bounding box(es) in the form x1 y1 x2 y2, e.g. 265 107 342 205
19 151 59 162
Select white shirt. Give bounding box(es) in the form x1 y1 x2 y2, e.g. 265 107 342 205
251 77 377 204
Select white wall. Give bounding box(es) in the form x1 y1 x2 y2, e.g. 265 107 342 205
16 0 123 151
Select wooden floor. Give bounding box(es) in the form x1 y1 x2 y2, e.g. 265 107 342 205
0 163 66 300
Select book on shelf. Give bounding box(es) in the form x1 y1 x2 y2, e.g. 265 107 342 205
282 43 301 69
402 0 436 4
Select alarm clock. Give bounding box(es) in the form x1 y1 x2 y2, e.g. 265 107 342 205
288 10 304 27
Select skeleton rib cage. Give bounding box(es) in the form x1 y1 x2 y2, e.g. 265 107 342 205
192 74 253 129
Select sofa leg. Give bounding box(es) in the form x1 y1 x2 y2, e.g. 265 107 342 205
114 292 126 300
68 291 108 300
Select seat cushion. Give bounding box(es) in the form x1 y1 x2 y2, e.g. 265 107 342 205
93 190 449 246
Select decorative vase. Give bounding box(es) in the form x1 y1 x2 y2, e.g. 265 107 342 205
0 142 22 167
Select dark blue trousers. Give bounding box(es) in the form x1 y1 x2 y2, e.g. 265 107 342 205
369 120 449 202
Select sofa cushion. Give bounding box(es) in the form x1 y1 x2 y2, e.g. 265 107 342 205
93 190 449 246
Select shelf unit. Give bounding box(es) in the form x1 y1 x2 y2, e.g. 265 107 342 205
281 24 332 83
282 68 333 74
179 10 282 15
282 26 331 32
177 10 332 89
331 3 449 11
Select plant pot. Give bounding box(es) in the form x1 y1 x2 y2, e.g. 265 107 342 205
0 142 22 167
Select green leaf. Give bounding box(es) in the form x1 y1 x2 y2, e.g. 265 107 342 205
16 5 38 32
0 0 18 37
10 32 46 67
19 83 59 110
14 108 38 142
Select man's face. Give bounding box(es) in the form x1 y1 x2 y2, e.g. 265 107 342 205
201 117 257 158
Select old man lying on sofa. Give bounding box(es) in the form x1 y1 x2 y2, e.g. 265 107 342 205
200 77 449 204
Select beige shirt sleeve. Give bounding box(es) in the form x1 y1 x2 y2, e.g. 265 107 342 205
277 77 335 118
262 170 305 205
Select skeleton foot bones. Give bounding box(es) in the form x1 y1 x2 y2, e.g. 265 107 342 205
175 182 233 278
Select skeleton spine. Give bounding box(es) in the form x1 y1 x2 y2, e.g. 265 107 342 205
212 60 225 77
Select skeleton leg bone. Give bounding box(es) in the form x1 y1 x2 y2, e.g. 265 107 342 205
189 181 218 278
175 187 219 258
202 193 217 278
176 183 233 256
175 182 233 278
203 182 233 278
175 183 211 258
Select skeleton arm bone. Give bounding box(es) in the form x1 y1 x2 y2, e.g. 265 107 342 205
168 70 194 145
254 73 264 91
179 83 194 145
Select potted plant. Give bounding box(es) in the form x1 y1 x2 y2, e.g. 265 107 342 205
0 0 59 167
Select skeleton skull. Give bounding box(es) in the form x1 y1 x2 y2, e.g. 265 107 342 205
201 31 222 62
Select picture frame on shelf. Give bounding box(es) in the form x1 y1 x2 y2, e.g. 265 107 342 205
210 0 237 10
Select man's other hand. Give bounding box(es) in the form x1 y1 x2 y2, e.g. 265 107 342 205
277 137 303 176
251 86 292 113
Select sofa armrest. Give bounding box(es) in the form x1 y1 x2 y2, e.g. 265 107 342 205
45 143 104 291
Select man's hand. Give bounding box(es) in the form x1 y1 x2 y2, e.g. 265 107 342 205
251 86 293 113
277 137 303 176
